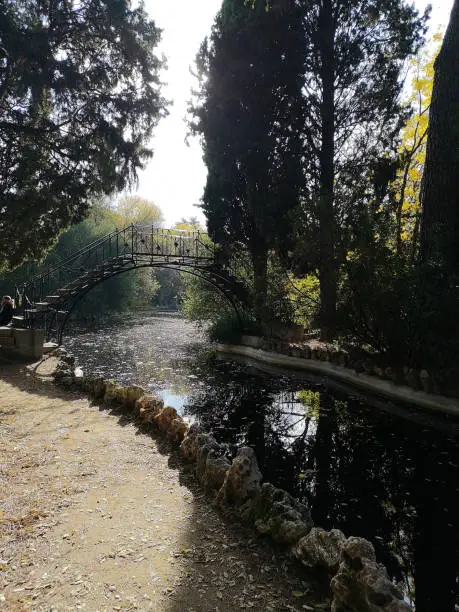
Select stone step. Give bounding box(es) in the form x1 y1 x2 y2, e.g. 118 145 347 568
67 280 86 288
12 315 27 328
0 327 15 346
24 308 39 315
45 295 63 304
97 266 118 273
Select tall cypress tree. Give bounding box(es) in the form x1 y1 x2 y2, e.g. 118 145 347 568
190 0 306 323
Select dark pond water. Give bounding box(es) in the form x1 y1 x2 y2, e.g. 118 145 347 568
65 313 459 612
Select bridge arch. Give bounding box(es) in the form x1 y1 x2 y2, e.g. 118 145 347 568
14 225 250 344
51 263 245 344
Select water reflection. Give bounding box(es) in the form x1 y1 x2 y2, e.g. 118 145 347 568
64 312 208 399
66 315 459 611
182 353 459 611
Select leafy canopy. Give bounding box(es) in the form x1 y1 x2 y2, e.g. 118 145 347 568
296 0 429 267
0 0 167 270
114 195 164 227
392 34 442 257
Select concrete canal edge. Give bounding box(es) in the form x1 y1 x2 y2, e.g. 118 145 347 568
46 349 413 611
216 343 459 418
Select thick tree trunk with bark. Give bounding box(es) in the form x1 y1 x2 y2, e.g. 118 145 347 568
420 0 459 269
318 0 337 341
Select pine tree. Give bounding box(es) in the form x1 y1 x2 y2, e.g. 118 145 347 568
0 0 167 270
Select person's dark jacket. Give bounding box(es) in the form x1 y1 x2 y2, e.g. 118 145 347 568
0 301 13 326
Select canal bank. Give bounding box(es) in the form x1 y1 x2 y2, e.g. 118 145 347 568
52 352 412 612
216 343 459 418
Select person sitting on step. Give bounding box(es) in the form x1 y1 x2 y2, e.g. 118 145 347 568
0 295 14 326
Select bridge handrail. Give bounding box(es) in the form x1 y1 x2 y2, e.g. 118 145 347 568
21 225 133 290
20 225 213 293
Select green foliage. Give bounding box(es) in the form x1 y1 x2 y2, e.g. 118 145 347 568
173 217 203 232
73 266 159 316
207 312 244 344
409 267 459 379
339 243 459 378
291 0 428 338
287 274 320 330
0 201 161 314
339 246 416 362
334 6 459 376
181 273 233 326
0 0 167 270
262 257 295 326
297 389 320 420
151 219 206 310
207 311 262 343
113 195 164 227
152 268 184 310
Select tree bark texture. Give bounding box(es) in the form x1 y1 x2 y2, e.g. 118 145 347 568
318 0 337 341
420 0 459 269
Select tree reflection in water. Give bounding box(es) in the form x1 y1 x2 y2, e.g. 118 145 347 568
183 353 459 611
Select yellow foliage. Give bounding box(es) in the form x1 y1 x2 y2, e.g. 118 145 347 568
298 389 320 419
286 273 319 328
114 195 164 227
393 33 442 251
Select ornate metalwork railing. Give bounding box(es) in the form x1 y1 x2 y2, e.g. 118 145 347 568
17 225 215 305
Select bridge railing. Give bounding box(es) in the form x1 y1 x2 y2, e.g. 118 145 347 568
132 227 215 261
17 225 216 306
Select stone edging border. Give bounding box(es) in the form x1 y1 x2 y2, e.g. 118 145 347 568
217 343 459 418
51 349 412 612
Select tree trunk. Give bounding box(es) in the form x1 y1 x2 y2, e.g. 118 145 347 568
318 0 337 341
395 160 412 256
420 0 459 269
252 246 268 326
412 446 459 611
410 211 421 265
247 179 269 326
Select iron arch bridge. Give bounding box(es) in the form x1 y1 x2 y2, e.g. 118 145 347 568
14 225 250 344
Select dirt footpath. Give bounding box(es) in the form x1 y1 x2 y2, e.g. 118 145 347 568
0 362 329 611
